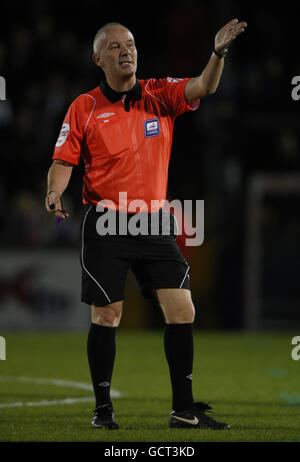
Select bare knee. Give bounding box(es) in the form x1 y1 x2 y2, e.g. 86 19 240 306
91 302 122 327
183 303 195 323
156 289 195 324
165 303 195 324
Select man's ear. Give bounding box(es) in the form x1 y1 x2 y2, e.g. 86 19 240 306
93 53 103 69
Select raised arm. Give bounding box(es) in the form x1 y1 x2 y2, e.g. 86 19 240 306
45 159 74 219
185 18 247 102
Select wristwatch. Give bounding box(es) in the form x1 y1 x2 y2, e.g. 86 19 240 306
213 47 228 58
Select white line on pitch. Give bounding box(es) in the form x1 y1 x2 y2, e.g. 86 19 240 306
0 396 95 409
0 376 122 409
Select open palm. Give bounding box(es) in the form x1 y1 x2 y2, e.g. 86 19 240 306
215 18 247 55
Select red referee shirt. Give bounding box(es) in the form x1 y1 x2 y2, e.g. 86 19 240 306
53 77 200 212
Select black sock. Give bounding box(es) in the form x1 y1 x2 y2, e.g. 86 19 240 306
87 323 117 408
164 323 194 412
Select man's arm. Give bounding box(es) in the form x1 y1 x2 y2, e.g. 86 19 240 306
45 159 74 219
185 18 247 102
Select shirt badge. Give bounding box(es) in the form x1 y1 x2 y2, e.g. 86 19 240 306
144 118 160 138
55 123 70 147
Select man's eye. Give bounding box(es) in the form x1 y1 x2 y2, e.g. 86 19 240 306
111 44 119 49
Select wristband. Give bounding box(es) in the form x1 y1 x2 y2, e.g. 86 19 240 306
213 47 228 58
47 190 60 197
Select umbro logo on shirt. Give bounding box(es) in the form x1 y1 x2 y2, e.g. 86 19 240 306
96 112 116 119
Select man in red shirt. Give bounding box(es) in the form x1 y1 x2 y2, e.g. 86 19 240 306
45 20 246 430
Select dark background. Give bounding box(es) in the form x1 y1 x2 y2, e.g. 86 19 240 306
0 0 299 329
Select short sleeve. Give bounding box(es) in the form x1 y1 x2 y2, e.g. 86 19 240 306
52 94 94 165
159 77 200 117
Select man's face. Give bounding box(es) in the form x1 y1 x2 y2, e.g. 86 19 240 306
94 26 138 80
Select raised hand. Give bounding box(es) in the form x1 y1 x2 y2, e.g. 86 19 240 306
214 18 247 56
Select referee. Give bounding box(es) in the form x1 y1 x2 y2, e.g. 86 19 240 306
45 20 246 430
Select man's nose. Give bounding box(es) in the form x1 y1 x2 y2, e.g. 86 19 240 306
120 45 131 55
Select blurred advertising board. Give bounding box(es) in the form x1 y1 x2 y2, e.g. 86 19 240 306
0 249 89 330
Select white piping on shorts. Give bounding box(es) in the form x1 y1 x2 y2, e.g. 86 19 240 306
179 264 190 289
81 205 112 304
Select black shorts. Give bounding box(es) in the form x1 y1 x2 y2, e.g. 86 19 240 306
80 205 191 306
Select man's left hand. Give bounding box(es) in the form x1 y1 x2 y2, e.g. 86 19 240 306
214 18 247 55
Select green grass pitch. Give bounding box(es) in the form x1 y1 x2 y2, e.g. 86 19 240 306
0 330 300 442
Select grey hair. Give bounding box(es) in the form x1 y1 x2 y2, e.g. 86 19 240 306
93 22 128 54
